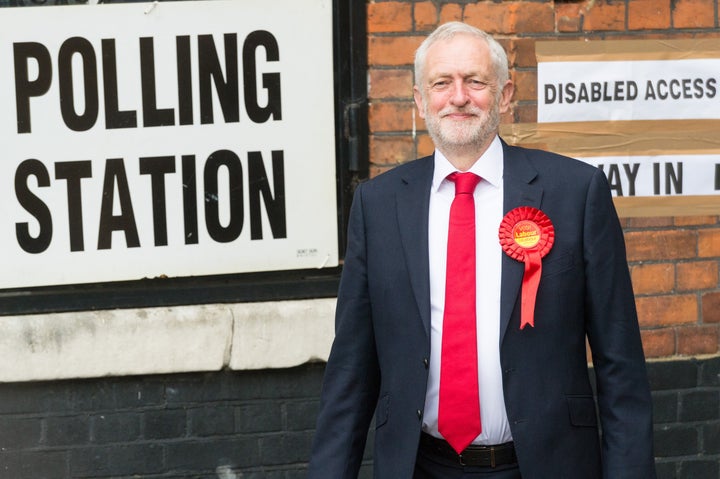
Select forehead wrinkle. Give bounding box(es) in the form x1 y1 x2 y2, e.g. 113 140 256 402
421 33 497 78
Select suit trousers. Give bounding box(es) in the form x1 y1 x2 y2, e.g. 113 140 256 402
414 449 522 479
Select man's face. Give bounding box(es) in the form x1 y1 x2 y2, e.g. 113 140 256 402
413 34 513 155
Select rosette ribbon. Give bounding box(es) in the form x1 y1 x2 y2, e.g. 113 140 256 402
498 206 555 329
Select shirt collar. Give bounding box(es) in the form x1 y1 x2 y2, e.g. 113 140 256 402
431 135 504 192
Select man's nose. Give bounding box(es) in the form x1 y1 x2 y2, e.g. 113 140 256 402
449 80 470 105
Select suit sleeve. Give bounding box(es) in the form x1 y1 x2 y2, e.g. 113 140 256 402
582 169 657 479
307 184 381 479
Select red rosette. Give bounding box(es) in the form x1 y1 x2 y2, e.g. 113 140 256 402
498 207 555 329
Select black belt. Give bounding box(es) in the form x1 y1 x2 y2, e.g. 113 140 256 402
419 432 517 468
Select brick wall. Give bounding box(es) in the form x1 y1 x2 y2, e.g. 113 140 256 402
649 357 720 478
0 359 717 478
0 366 326 478
627 217 720 358
367 0 720 359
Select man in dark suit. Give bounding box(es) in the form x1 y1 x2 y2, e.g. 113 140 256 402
308 22 655 479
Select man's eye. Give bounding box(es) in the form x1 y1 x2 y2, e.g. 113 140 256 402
431 81 449 90
468 79 487 89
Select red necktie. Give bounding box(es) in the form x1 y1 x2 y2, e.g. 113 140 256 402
438 171 482 454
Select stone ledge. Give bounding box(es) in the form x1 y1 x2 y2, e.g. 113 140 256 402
0 298 335 383
228 299 335 370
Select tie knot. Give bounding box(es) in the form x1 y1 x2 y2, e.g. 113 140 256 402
448 172 480 195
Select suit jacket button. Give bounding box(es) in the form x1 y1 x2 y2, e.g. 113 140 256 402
417 410 423 420
423 358 429 369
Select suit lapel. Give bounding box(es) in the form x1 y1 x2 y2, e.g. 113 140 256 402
396 156 434 338
500 142 543 344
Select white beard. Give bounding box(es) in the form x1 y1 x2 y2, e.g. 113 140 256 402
424 101 500 157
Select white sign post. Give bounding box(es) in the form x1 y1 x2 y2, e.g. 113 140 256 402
0 0 338 289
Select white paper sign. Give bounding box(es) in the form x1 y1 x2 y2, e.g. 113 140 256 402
0 0 338 288
578 155 720 197
538 58 720 122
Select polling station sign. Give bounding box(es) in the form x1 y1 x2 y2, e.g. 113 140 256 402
0 0 338 289
537 39 720 123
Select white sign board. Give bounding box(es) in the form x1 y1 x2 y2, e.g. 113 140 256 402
0 0 338 289
578 155 719 197
499 120 720 215
536 39 720 123
539 59 720 122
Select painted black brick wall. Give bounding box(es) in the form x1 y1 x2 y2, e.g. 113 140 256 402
651 357 720 479
1 358 719 478
0 364 330 478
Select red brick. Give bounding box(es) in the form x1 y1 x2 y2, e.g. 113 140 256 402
464 3 506 34
626 217 674 228
675 216 718 227
629 0 672 30
369 101 415 133
624 230 697 262
367 2 413 34
636 294 698 327
368 69 414 100
640 328 676 358
556 3 583 33
673 0 716 28
510 39 539 69
465 2 554 35
417 134 434 158
513 2 555 34
677 325 719 355
369 36 422 67
583 0 626 31
438 3 463 24
498 36 513 51
698 228 720 258
414 2 438 32
631 263 675 295
369 135 414 166
677 261 719 291
512 70 537 102
513 103 537 123
703 292 720 323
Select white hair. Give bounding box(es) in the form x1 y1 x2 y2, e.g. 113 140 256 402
414 22 509 88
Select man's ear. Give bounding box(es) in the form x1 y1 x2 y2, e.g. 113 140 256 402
499 80 514 114
413 86 426 119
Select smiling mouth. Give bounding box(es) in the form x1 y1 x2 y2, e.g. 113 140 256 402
442 112 477 120
440 106 481 118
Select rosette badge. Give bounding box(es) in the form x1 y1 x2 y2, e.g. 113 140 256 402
499 207 555 329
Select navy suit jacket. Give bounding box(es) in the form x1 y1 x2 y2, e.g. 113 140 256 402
308 141 656 479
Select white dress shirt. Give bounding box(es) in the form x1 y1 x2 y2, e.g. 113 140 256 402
422 135 513 446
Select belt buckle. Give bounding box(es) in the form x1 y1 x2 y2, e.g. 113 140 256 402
458 446 496 468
